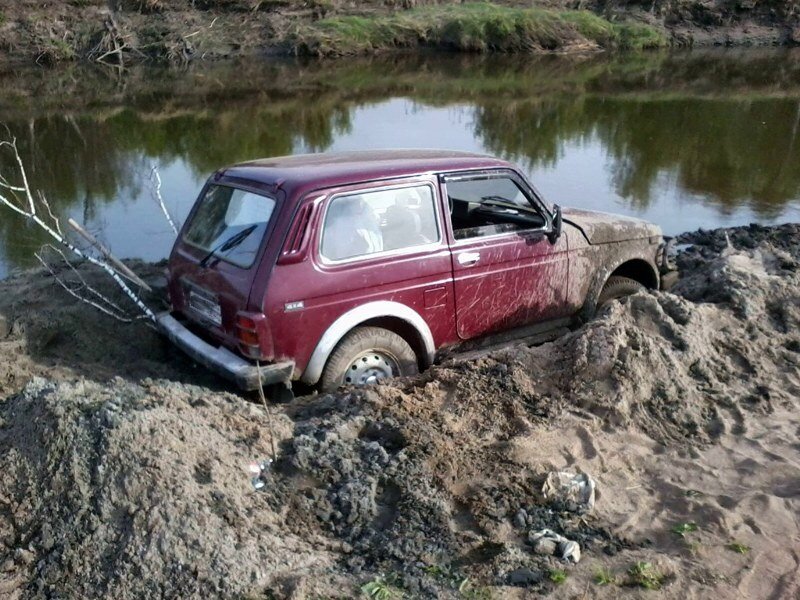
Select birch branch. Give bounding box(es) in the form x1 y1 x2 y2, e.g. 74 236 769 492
41 244 133 318
0 134 156 323
67 218 152 292
149 164 179 235
35 251 136 324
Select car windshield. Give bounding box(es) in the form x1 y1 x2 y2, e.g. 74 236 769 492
183 185 276 268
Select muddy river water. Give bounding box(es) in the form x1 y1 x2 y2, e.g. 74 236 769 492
1 48 799 279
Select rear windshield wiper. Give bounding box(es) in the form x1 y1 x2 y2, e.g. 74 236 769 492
199 224 259 268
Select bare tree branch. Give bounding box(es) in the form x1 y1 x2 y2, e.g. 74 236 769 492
149 164 179 235
67 218 153 292
41 244 134 317
0 134 156 323
35 250 137 324
38 191 63 236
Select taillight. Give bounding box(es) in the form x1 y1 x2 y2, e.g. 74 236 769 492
236 315 257 331
236 312 264 359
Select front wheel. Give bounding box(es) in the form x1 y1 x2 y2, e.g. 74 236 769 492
319 326 419 393
597 276 645 309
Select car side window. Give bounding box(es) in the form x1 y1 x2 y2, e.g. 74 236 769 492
446 176 546 240
320 184 439 262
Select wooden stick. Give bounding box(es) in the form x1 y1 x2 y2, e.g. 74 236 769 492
256 361 278 464
67 218 152 292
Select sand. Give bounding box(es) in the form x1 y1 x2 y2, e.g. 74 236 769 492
0 223 798 598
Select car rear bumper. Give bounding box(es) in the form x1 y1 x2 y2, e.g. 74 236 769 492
156 312 294 391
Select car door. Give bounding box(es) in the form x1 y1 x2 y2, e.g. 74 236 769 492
441 169 570 340
266 177 459 372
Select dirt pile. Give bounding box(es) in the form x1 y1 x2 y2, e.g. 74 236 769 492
1 223 799 598
0 377 330 599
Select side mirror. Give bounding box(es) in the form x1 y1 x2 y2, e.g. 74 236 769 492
547 204 562 244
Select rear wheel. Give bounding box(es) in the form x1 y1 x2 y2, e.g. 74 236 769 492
319 326 419 393
597 276 645 309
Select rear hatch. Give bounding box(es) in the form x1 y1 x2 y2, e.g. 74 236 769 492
167 181 281 351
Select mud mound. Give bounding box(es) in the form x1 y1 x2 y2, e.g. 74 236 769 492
500 228 800 444
1 224 799 598
0 377 328 599
259 224 800 592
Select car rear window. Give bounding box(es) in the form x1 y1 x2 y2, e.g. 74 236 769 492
183 185 276 268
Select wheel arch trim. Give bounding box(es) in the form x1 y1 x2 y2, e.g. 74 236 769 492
300 301 435 385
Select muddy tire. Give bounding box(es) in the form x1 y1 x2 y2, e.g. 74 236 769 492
319 326 419 393
597 276 645 309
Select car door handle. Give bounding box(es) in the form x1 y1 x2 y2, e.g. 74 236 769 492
457 251 481 266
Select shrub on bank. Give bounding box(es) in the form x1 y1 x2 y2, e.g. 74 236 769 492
291 3 668 56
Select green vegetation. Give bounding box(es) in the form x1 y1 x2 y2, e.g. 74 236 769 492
38 39 77 64
361 576 404 599
728 542 751 554
548 568 568 584
594 568 616 585
671 522 699 537
291 3 667 56
625 562 667 590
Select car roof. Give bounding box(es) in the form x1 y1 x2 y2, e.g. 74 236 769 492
217 149 513 196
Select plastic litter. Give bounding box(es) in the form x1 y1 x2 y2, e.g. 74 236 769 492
541 471 596 513
528 529 581 563
248 459 272 491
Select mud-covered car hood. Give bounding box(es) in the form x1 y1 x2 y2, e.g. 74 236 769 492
561 208 661 244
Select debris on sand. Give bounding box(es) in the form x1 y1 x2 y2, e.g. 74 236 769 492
541 471 596 514
0 224 799 598
529 529 582 563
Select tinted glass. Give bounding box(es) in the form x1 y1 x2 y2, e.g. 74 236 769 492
184 185 275 268
321 185 439 261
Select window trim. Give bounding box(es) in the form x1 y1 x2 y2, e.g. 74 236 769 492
440 168 553 245
182 182 279 270
317 180 443 266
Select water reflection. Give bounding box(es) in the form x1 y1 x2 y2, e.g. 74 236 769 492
1 49 799 277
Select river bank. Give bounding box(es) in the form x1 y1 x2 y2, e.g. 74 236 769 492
0 0 797 66
0 223 799 598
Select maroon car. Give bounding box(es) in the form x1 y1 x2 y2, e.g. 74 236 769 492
158 150 675 393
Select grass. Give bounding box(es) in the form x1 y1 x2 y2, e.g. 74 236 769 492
626 561 667 590
291 3 667 57
594 568 616 585
548 568 568 584
362 576 404 600
671 522 699 537
728 541 751 554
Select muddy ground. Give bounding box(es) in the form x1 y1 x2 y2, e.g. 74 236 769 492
0 0 798 66
0 223 799 598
